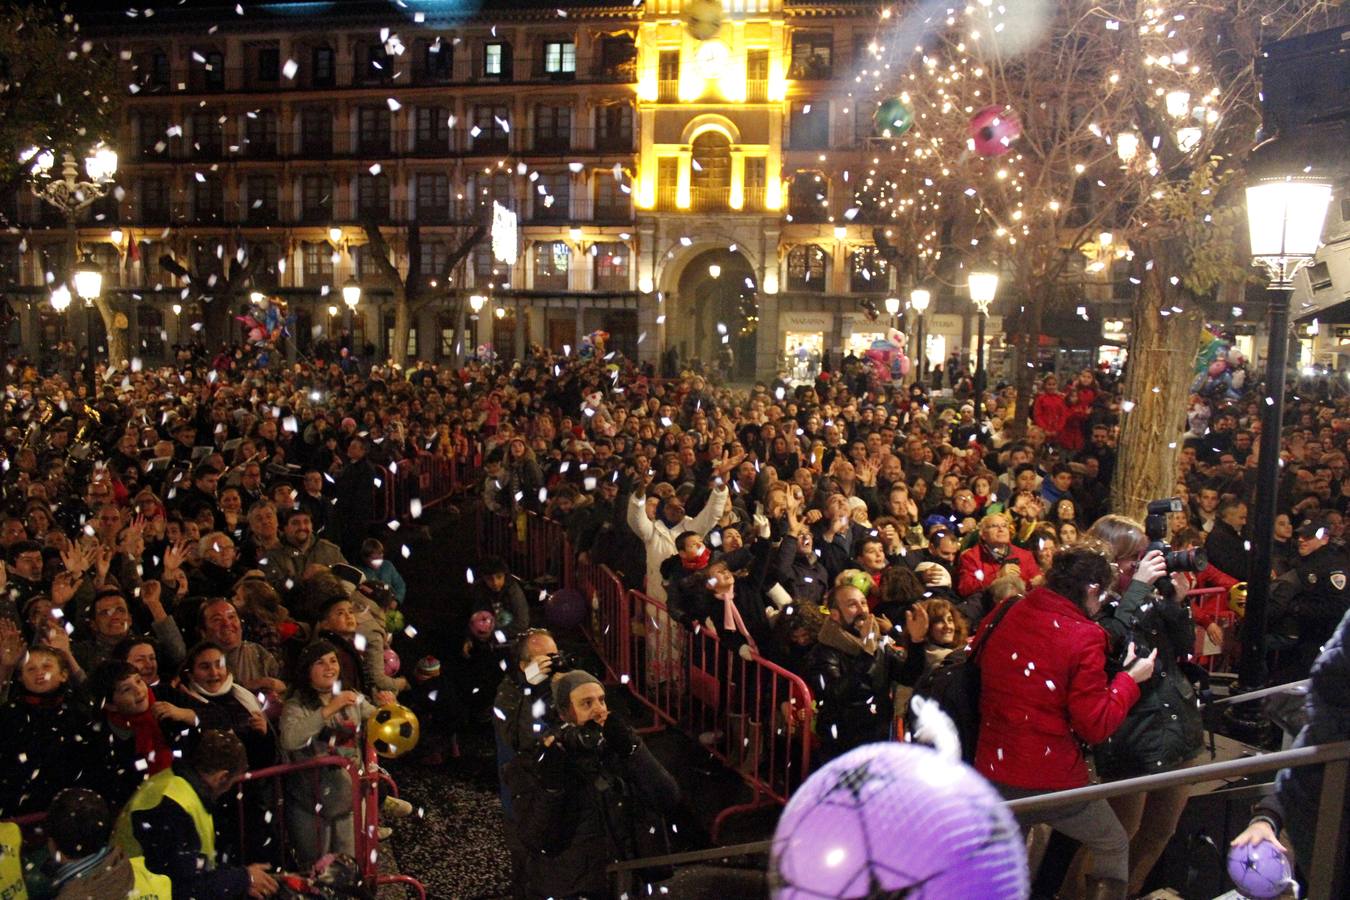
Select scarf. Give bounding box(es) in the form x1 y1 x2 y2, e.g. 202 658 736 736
107 687 172 774
183 673 263 716
716 588 758 653
681 546 712 571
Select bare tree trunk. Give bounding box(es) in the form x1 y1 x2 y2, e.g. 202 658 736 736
1110 239 1203 521
390 286 409 365
1009 292 1044 439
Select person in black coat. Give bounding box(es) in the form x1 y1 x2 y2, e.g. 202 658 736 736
504 671 680 900
1270 515 1350 683
0 646 95 817
806 583 918 763
1204 498 1251 582
770 531 830 611
332 436 380 562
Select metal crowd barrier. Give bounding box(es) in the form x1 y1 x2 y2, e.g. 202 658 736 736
1186 585 1239 673
1 744 424 898
574 555 631 685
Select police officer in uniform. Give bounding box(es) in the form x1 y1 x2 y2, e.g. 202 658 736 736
1270 514 1350 682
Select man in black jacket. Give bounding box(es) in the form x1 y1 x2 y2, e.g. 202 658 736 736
1204 498 1251 582
504 670 679 899
1270 515 1350 682
807 584 918 762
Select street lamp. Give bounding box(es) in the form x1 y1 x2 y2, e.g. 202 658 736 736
27 144 118 215
72 254 103 306
884 295 901 326
342 276 362 310
1238 167 1333 689
910 288 931 385
967 271 999 413
468 295 487 317
50 284 72 313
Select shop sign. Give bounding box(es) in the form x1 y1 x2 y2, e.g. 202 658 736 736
780 311 834 332
930 313 964 333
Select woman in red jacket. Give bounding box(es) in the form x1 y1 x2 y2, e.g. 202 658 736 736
973 542 1156 900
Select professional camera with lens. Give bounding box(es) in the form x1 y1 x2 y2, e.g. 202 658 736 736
1144 498 1207 597
547 652 577 674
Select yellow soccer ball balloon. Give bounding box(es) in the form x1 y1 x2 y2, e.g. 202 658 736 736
368 703 420 759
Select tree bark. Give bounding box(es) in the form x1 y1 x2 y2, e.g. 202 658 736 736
93 296 129 370
1110 238 1204 521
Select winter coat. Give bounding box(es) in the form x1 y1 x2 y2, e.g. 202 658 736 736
956 541 1041 600
1031 391 1068 444
493 670 556 757
1204 520 1251 582
471 578 530 638
807 615 917 761
505 731 680 899
771 535 830 609
279 689 376 824
1095 579 1205 777
1256 607 1350 867
626 486 728 602
0 691 96 816
974 586 1140 790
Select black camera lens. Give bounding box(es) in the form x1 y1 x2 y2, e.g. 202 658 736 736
1164 547 1207 573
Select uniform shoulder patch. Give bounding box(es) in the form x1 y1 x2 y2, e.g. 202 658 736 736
1332 572 1346 591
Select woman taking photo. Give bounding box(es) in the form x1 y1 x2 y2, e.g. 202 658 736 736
1083 514 1205 897
974 542 1156 900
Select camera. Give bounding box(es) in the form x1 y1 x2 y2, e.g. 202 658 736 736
1144 498 1207 597
547 652 577 674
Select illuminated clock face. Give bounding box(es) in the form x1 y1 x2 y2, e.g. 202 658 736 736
696 40 730 78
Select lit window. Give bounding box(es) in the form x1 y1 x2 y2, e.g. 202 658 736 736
544 41 576 74
485 43 504 76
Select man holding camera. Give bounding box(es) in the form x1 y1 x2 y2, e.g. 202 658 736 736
504 670 680 900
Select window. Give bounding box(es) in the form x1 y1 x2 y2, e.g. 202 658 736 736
415 107 450 152
244 110 278 156
357 106 392 155
593 242 629 290
246 174 279 223
534 241 569 289
203 50 225 90
743 157 767 210
849 247 888 292
484 42 511 78
534 105 572 152
472 105 510 152
191 110 224 157
533 172 570 222
419 241 449 277
473 243 498 281
257 47 280 82
362 45 392 83
657 50 679 101
384 314 417 358
790 32 833 79
312 46 335 87
415 172 450 223
303 241 335 281
787 245 828 292
301 174 333 222
140 177 169 223
149 51 170 88
138 307 165 359
790 100 829 149
421 39 451 81
357 174 390 220
746 49 769 100
0 242 21 285
691 131 731 211
248 241 282 290
138 112 169 156
193 176 224 222
300 108 333 155
595 105 633 151
594 172 629 221
476 171 514 211
543 41 576 77
657 157 679 209
789 170 827 220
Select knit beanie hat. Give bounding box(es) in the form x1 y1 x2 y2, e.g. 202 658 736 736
552 669 603 713
416 655 441 679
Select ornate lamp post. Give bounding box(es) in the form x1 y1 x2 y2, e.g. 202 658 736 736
967 271 999 413
1238 169 1332 689
910 288 931 386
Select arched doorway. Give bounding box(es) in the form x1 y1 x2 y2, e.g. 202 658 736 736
673 248 757 380
690 131 731 212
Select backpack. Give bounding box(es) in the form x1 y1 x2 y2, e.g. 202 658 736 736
908 597 1020 763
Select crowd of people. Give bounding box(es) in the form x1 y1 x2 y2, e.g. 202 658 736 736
1 337 1348 897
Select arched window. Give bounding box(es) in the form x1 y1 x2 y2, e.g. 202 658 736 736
849 247 888 292
787 245 828 292
690 131 731 211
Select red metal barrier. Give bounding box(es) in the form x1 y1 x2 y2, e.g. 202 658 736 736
627 589 815 842
575 556 631 685
524 512 570 587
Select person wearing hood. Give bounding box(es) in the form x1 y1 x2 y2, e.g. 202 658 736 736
807 583 920 763
39 788 172 900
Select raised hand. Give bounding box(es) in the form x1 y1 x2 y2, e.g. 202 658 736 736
904 604 930 643
0 620 25 669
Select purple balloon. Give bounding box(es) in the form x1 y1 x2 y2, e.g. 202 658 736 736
545 588 588 630
1227 839 1293 899
770 742 1029 899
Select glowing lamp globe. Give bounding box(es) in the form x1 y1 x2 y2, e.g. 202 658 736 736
874 97 915 137
770 742 1029 898
368 703 420 759
73 255 103 302
684 0 724 41
1245 179 1332 262
1226 839 1294 899
969 105 1022 157
342 276 362 309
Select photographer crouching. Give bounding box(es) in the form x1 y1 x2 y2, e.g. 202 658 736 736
1073 504 1207 897
504 670 680 899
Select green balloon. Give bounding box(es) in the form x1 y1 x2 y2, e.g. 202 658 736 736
874 98 914 137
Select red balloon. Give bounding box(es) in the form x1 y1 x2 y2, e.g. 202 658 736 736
969 105 1022 157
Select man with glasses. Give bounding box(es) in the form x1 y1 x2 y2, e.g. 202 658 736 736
74 584 185 677
956 512 1042 601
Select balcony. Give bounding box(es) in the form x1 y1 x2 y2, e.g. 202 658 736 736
690 186 730 212
746 79 769 102
657 80 679 102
